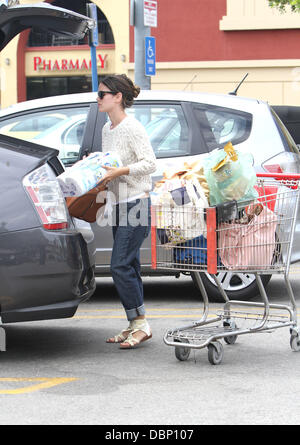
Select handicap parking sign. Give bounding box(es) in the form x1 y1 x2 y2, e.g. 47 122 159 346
145 36 156 76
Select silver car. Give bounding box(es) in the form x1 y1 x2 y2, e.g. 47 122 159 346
0 90 299 302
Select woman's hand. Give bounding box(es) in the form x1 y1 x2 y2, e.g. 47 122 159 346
100 165 129 187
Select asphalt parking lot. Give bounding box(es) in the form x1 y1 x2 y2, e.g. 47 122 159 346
1 269 300 426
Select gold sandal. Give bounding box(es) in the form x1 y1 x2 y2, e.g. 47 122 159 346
106 325 133 343
119 319 152 349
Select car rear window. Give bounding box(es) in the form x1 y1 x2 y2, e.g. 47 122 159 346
271 109 300 153
193 104 252 150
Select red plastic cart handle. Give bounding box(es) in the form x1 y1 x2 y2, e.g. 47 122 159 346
207 207 217 274
256 173 300 180
151 206 157 270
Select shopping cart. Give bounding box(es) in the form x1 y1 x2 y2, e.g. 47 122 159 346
151 173 300 365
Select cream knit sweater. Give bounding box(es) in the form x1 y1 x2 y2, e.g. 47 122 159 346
102 115 157 203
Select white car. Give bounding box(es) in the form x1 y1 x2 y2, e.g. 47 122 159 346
32 113 87 161
0 90 299 302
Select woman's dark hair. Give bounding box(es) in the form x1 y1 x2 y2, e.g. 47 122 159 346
101 74 140 108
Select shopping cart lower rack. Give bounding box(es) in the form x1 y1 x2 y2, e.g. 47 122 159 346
151 173 300 365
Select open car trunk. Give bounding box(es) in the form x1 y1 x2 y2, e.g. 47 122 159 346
0 2 94 50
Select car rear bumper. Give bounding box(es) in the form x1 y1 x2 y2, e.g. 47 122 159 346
0 291 93 323
0 227 96 323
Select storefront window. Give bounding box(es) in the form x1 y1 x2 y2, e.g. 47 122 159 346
26 75 105 101
27 0 114 46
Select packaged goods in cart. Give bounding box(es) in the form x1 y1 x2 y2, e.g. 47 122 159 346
57 152 122 197
153 159 210 199
151 163 209 244
203 142 258 206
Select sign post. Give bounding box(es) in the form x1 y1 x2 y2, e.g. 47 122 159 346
131 0 157 90
86 3 99 92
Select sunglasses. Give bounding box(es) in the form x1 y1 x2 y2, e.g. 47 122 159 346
97 91 117 99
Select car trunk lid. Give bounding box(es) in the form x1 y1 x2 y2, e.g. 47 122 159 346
0 2 95 50
0 132 59 173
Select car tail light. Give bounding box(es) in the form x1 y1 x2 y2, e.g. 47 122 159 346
23 164 68 230
263 164 284 174
262 151 300 175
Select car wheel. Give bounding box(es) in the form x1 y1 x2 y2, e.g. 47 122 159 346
191 271 272 303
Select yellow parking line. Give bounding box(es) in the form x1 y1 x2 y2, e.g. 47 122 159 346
0 378 78 395
74 314 207 319
77 307 202 312
74 305 300 320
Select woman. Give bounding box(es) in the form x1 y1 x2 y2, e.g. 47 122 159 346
97 74 157 349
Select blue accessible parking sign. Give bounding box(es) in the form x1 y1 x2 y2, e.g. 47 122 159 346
145 36 156 76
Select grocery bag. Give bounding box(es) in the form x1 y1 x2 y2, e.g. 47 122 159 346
173 235 208 265
203 142 258 206
152 177 209 245
218 204 277 270
173 235 223 266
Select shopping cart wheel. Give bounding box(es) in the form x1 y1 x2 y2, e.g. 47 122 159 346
207 341 224 365
223 321 238 345
224 334 238 345
174 339 191 361
290 335 300 352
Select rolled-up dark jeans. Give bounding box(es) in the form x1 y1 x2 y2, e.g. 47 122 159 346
111 197 151 321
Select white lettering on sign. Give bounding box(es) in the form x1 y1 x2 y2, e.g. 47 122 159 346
33 54 108 71
144 0 157 27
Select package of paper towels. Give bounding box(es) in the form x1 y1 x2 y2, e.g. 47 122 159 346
57 152 122 197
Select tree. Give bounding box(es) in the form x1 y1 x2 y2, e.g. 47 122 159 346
269 0 300 12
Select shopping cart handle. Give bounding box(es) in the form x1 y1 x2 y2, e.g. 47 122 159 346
257 173 300 180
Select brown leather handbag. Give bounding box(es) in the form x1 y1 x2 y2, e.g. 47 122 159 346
66 184 106 223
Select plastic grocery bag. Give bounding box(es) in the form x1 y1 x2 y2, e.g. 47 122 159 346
58 152 122 197
218 204 277 270
203 142 258 206
152 177 209 244
173 235 208 265
173 235 223 266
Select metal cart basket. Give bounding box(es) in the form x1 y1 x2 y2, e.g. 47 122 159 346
151 173 300 365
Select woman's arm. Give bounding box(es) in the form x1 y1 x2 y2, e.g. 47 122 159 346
126 121 157 176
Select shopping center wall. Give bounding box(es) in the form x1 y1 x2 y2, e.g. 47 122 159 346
2 0 300 107
128 0 300 105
